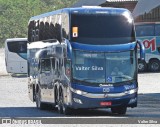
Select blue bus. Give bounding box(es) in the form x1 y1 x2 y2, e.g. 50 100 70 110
28 6 145 115
135 22 160 72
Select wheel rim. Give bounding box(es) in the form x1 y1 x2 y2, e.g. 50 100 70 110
138 63 145 70
58 89 63 113
151 62 159 71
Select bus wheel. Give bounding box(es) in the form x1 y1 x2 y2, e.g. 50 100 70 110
148 59 160 72
36 88 46 110
62 104 72 115
57 88 63 114
138 60 147 72
111 106 127 115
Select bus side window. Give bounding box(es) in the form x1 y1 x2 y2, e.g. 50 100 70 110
35 29 39 41
40 59 51 73
51 58 56 71
49 23 56 39
62 13 69 39
155 25 160 36
28 21 34 42
44 22 50 40
39 21 45 41
55 59 59 76
32 30 36 42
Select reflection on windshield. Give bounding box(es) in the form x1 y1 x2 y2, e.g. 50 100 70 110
73 50 136 84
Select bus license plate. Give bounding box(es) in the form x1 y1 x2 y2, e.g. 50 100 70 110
100 102 112 106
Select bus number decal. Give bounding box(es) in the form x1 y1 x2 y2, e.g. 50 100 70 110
143 38 156 52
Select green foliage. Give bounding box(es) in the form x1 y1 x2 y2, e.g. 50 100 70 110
0 0 77 47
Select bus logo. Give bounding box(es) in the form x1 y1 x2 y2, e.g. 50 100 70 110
103 88 110 93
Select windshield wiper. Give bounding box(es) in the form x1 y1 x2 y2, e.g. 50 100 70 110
114 76 132 80
74 78 104 83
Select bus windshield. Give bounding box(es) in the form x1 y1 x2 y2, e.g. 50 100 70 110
73 50 136 84
71 12 135 45
7 41 27 53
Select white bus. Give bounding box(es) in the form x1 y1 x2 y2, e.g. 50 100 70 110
5 38 28 74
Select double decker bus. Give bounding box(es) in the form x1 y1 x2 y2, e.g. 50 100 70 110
5 38 27 74
135 22 160 72
28 7 145 115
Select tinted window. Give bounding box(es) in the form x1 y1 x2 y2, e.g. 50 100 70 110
41 59 51 72
135 25 154 37
155 25 160 36
71 13 135 45
7 41 27 53
51 58 55 70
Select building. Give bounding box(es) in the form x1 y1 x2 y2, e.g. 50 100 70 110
101 0 138 13
72 0 138 12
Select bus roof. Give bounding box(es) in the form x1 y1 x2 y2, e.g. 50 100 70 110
28 40 60 49
29 7 130 21
5 38 27 43
135 22 160 25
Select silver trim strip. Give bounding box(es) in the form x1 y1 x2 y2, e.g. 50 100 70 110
70 87 137 99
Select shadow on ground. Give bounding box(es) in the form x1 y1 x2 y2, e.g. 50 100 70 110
0 93 159 117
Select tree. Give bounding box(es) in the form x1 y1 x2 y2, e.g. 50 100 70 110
0 0 77 47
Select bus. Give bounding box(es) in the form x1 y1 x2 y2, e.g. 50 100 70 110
5 38 27 74
28 7 145 115
135 22 160 72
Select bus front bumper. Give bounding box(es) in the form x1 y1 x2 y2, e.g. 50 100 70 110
70 88 138 109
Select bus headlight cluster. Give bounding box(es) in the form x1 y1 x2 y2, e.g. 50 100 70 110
125 88 138 95
73 89 87 95
76 90 87 95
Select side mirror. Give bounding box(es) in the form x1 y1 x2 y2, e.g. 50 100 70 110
65 59 71 80
137 40 145 60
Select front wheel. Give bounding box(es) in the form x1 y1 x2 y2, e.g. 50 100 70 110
57 88 63 114
111 106 127 115
148 59 160 72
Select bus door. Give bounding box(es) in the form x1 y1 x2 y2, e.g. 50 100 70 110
55 58 60 79
46 57 57 102
39 58 52 102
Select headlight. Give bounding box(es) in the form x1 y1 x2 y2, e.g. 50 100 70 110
72 89 87 95
125 88 138 95
75 90 87 95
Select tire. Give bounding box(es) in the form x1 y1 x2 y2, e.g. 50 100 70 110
62 105 72 115
36 88 47 110
148 59 160 72
57 88 72 115
111 106 127 115
57 88 63 114
138 60 147 72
